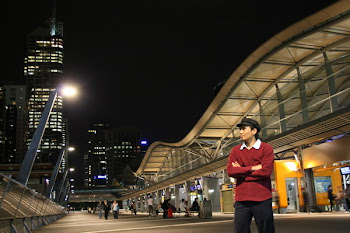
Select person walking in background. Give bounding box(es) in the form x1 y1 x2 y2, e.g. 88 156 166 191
130 202 137 215
97 201 103 219
336 186 349 212
103 200 110 220
301 188 309 213
147 195 154 217
180 199 189 217
112 201 119 219
328 185 336 212
346 184 350 212
191 198 200 217
191 198 200 211
335 186 343 211
161 199 169 218
226 117 275 233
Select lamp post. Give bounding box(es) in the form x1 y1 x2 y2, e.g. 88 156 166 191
45 147 66 198
17 87 77 186
45 146 76 199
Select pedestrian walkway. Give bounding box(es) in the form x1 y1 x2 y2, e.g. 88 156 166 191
32 210 350 233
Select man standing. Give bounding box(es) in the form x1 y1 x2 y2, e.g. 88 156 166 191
112 200 119 219
97 201 103 219
103 200 110 220
226 117 275 233
327 185 336 212
346 184 350 212
147 195 154 217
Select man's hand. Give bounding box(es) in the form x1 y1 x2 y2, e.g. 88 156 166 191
232 161 241 167
252 164 262 171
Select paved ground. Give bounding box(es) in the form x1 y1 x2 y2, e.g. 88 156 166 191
33 211 350 233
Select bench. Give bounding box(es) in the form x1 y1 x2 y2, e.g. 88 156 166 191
174 210 200 217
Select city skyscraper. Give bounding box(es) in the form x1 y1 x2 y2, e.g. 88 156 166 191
84 121 111 187
24 13 66 165
0 85 28 164
106 128 144 186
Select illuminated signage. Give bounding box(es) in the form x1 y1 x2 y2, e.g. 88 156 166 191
340 166 350 175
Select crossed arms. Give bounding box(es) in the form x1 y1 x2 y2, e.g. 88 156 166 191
226 146 274 181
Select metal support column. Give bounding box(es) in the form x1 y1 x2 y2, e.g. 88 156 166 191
297 68 309 123
55 169 68 202
46 147 66 198
258 101 267 139
17 90 58 186
59 181 70 205
323 52 339 112
275 84 287 132
304 168 318 212
201 176 209 200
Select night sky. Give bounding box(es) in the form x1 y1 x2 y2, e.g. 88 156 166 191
1 0 337 182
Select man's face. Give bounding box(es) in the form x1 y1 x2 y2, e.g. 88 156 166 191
239 126 257 141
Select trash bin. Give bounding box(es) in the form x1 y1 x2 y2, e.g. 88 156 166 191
200 200 212 219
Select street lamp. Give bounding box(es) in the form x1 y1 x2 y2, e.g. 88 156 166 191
17 86 77 186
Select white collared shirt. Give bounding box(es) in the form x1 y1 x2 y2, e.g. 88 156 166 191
240 139 261 150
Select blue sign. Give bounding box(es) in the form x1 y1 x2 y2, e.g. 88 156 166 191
141 140 147 145
97 175 107 179
340 166 350 175
314 176 332 193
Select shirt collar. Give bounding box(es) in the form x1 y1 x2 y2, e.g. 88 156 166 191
240 139 261 150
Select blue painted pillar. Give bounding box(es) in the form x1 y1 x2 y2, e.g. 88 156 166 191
46 147 66 198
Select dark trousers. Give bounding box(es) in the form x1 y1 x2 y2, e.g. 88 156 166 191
329 199 334 211
148 205 153 216
104 210 109 220
114 211 119 219
163 210 168 218
234 198 275 233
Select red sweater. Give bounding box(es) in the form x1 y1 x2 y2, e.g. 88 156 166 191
226 142 274 202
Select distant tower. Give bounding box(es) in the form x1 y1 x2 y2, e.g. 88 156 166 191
84 121 112 187
0 85 28 164
24 3 66 165
105 128 144 185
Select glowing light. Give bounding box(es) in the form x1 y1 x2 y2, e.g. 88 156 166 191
69 168 75 172
61 86 77 97
141 140 147 145
285 162 298 171
68 147 75 152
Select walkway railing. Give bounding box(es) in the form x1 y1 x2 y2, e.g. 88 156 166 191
0 173 65 233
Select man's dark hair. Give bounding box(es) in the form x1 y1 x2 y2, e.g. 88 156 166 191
238 125 260 139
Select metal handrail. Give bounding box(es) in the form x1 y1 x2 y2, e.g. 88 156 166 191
0 173 65 220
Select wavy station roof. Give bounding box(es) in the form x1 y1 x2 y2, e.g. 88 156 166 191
128 1 350 197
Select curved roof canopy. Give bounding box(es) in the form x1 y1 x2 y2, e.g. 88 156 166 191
136 1 350 179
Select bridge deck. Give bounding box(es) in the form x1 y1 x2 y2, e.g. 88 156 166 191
32 210 350 233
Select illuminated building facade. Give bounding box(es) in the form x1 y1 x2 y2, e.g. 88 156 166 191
84 121 111 187
24 16 66 165
0 85 28 164
106 128 144 185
